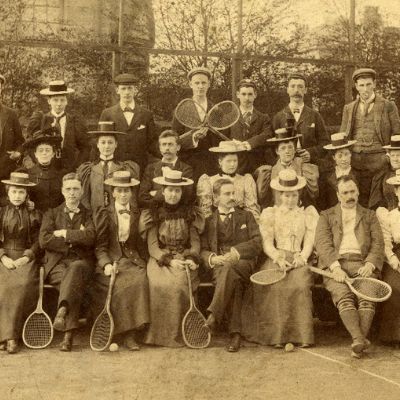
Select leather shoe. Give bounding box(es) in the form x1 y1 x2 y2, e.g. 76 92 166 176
204 313 216 330
59 331 73 352
124 333 140 351
227 333 241 352
53 306 67 331
7 339 18 354
351 338 366 355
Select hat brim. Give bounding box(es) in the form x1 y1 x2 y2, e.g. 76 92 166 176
89 130 127 137
382 145 400 150
324 140 357 150
209 146 246 153
40 88 75 96
153 177 194 186
104 178 140 187
267 134 301 143
1 179 36 187
270 176 307 191
22 136 62 149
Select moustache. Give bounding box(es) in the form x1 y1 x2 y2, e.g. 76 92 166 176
346 198 355 203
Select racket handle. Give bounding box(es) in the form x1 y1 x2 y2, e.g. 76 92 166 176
38 266 44 308
179 129 195 141
308 266 334 279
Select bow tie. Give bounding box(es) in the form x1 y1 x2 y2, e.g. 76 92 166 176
292 108 300 114
64 207 80 214
219 211 233 216
119 209 130 215
100 158 114 163
123 107 134 113
219 173 236 178
162 162 174 167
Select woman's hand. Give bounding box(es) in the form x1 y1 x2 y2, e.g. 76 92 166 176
170 259 187 269
1 256 16 270
13 256 30 268
275 256 292 271
292 253 306 269
184 259 199 271
388 254 400 271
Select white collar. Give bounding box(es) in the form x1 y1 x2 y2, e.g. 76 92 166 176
359 92 375 104
335 166 351 177
289 102 304 111
99 154 114 161
193 97 207 107
217 206 235 214
240 106 254 115
120 100 135 110
161 156 178 166
51 110 66 118
340 205 357 214
279 159 293 168
115 202 130 212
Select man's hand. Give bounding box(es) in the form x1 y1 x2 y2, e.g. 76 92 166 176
296 149 311 163
53 229 67 238
184 259 198 271
1 255 16 270
104 263 118 276
331 266 347 283
388 254 400 271
149 190 157 197
26 200 35 211
358 262 375 278
7 151 21 161
210 255 225 267
13 256 30 268
170 259 187 269
193 127 208 142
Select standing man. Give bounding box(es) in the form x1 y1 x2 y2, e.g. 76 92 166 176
172 67 220 181
229 79 274 174
201 178 262 352
39 173 96 352
100 73 158 174
315 175 384 358
340 68 400 207
0 74 24 197
27 80 91 171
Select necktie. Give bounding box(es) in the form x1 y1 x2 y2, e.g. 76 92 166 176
54 113 65 134
243 111 252 127
102 159 113 178
123 107 134 113
219 212 233 217
119 209 130 215
162 162 174 168
292 108 300 114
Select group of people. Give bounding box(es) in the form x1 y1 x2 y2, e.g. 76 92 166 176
0 65 399 359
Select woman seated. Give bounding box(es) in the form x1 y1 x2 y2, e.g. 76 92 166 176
0 172 41 354
196 140 260 220
376 170 400 345
242 169 318 348
77 121 139 211
140 168 203 347
92 170 149 351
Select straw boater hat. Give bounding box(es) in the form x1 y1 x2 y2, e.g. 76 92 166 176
209 140 246 153
382 135 400 150
270 169 306 192
40 80 75 96
104 170 140 187
386 169 400 186
267 127 301 143
187 66 212 81
1 172 36 187
88 121 127 138
323 132 357 151
153 168 194 186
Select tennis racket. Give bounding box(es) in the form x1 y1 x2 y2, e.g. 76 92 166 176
309 266 392 302
22 266 54 349
90 264 116 351
250 265 295 286
182 265 211 349
175 99 239 141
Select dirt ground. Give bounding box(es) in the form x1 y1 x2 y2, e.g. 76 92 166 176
1 321 400 400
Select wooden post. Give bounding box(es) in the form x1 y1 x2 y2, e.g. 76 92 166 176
231 0 243 101
345 0 356 104
111 0 124 79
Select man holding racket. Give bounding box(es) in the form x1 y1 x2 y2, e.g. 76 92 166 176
39 173 96 351
315 175 384 358
201 178 262 352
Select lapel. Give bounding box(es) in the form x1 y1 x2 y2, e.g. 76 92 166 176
250 109 259 125
64 113 72 142
113 104 129 131
129 106 142 129
209 210 219 251
347 98 359 137
354 204 364 229
373 95 384 142
332 204 343 235
92 162 104 177
0 104 8 145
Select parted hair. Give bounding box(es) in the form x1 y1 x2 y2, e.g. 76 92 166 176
159 129 180 145
212 178 234 197
336 174 359 192
62 172 81 183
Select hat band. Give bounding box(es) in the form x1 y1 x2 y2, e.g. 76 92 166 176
165 177 184 183
49 83 68 92
98 123 116 132
331 138 348 146
390 140 400 147
113 176 131 184
9 177 30 185
275 131 294 140
278 177 298 187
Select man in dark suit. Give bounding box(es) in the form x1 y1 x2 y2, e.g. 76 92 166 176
138 129 193 208
99 73 158 173
39 173 96 351
315 175 384 358
27 80 91 171
0 74 24 197
340 68 400 207
229 79 274 174
201 178 262 352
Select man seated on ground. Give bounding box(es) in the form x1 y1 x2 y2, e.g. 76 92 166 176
315 175 384 358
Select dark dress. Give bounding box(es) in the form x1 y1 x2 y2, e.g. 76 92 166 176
0 204 41 342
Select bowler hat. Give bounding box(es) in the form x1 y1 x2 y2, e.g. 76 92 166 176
270 169 306 192
1 172 36 187
114 73 137 85
88 121 127 138
324 133 357 150
352 68 376 82
187 67 212 81
153 168 193 186
40 80 74 96
104 170 140 187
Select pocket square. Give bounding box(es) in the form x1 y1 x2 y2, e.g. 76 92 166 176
240 224 247 229
310 123 315 128
138 124 146 130
80 224 85 231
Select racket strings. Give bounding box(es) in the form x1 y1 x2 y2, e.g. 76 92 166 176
352 279 391 300
24 314 52 347
208 102 240 129
175 100 203 129
183 311 210 348
250 269 286 285
91 313 112 350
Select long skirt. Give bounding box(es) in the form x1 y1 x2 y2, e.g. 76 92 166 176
0 249 38 342
89 258 150 336
242 257 314 346
144 257 199 347
378 263 400 343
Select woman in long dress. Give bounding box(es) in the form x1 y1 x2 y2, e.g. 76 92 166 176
196 140 260 220
0 172 41 354
243 169 318 348
140 168 203 347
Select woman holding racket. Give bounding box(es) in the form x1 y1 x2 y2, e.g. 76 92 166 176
140 168 203 347
197 140 260 221
0 172 41 354
243 169 318 349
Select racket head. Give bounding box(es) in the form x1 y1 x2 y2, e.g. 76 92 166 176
22 311 54 349
174 98 204 129
207 101 240 130
182 309 211 349
348 277 392 302
250 268 287 286
90 311 114 351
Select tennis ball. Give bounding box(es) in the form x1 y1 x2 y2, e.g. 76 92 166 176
284 343 295 352
109 343 119 352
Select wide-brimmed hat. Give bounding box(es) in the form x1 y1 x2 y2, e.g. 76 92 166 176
153 168 194 186
270 169 306 192
114 73 137 85
267 128 301 143
386 170 400 186
40 80 74 96
209 140 246 153
187 66 212 81
104 170 140 187
324 133 357 150
382 135 400 150
88 121 127 138
352 68 376 82
1 172 36 187
23 115 62 149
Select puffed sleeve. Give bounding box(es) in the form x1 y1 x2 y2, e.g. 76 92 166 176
376 207 394 260
300 205 319 261
259 207 280 260
243 173 260 221
196 174 213 219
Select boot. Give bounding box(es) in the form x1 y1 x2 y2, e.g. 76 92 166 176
359 309 375 350
339 309 366 355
